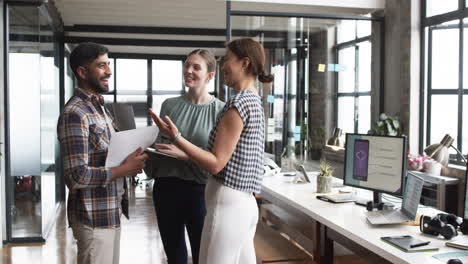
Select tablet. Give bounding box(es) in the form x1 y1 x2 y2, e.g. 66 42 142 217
145 147 177 159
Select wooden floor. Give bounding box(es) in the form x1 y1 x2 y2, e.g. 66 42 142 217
0 184 364 264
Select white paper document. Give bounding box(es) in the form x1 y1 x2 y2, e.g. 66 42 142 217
105 126 159 168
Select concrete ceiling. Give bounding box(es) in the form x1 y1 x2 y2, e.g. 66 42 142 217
55 0 378 29
54 0 382 55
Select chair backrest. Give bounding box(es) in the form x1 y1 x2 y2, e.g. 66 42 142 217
107 103 136 131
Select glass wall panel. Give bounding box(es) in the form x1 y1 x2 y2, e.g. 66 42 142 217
39 10 59 235
64 56 74 102
230 12 380 161
357 96 371 134
357 21 371 38
461 95 468 155
337 20 356 44
431 21 459 89
7 5 42 239
464 18 468 89
358 41 371 92
337 97 355 134
230 15 312 159
116 59 147 92
116 59 148 127
153 60 183 91
426 0 458 17
464 95 468 154
430 95 458 155
338 47 355 93
108 58 115 92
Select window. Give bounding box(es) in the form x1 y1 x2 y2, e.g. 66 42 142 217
152 59 184 115
104 57 185 128
116 58 148 128
336 20 372 134
423 2 468 162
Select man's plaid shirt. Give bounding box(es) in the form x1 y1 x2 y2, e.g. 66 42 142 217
57 88 128 228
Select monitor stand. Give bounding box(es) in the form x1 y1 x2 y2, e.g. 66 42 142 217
364 192 394 211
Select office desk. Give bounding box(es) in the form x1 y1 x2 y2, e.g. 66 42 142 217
261 175 467 264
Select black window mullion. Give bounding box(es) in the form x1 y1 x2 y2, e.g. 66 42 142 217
426 27 433 147
458 18 464 160
113 58 117 102
354 45 360 133
429 89 460 94
147 59 152 126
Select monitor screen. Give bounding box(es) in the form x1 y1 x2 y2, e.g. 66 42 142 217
343 134 407 196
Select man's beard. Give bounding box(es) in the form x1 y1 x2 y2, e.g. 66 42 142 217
89 76 109 94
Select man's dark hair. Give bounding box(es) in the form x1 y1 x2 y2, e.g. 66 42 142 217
69 42 109 78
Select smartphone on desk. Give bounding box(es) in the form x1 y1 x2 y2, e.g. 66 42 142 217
145 147 177 159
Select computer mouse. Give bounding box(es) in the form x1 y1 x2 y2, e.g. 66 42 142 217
447 259 463 264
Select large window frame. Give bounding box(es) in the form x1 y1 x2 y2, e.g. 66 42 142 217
335 26 372 134
102 53 219 127
422 0 468 164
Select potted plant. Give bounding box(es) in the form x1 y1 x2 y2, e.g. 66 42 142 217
368 113 403 136
316 158 334 193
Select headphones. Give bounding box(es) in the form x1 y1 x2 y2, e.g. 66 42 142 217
420 213 463 240
461 219 468 235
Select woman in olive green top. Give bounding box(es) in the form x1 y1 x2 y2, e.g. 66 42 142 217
150 49 224 264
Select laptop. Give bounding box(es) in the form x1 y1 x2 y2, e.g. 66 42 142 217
366 172 424 225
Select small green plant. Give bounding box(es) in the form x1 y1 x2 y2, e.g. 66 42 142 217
368 113 402 136
319 158 334 177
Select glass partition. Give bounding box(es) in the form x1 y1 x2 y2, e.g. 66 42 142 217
230 11 382 163
6 3 61 241
7 5 42 239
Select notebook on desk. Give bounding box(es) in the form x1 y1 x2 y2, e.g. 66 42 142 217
366 172 424 225
317 193 355 203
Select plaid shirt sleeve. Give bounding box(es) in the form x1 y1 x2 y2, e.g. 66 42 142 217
58 110 113 189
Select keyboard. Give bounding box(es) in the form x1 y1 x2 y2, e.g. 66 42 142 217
366 210 411 225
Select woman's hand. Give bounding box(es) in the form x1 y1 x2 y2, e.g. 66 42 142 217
155 143 189 161
149 108 180 140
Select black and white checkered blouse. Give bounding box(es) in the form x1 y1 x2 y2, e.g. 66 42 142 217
208 89 265 193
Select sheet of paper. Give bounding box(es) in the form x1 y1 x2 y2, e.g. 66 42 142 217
105 126 159 168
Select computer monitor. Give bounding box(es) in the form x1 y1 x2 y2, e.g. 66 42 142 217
343 134 407 204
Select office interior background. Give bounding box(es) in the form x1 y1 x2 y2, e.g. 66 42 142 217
0 0 467 261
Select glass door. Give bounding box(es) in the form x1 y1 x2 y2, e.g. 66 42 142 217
229 14 314 163
5 3 61 242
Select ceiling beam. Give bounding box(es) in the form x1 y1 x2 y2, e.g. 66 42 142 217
63 36 289 49
230 0 385 10
64 24 288 38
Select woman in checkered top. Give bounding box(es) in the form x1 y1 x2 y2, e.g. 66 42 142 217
150 38 273 264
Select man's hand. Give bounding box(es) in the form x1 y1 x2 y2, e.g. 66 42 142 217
111 148 148 179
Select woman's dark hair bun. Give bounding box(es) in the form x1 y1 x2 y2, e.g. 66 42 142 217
258 70 274 83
